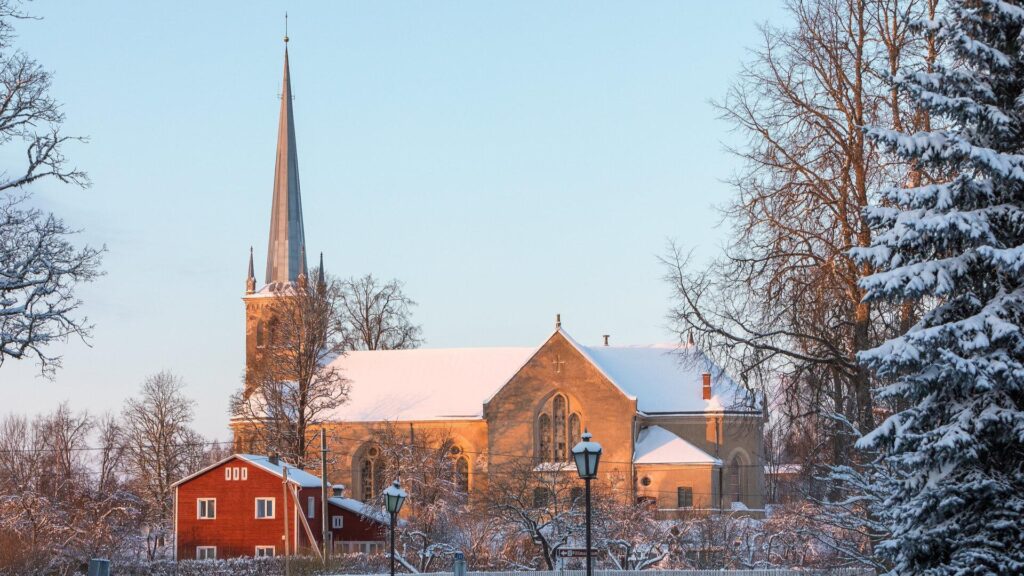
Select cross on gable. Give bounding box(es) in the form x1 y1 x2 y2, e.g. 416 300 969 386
552 355 566 373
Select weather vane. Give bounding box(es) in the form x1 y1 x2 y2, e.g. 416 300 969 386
284 12 289 44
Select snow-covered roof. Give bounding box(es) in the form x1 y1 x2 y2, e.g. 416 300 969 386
328 496 391 525
171 453 324 488
324 347 537 421
247 281 300 298
569 336 754 413
238 454 323 488
321 328 756 422
633 425 721 465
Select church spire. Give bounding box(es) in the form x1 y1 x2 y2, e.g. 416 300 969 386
316 251 326 291
265 37 307 285
246 246 256 294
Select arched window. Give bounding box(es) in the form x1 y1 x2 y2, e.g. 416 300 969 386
552 396 567 461
359 446 382 502
255 320 265 348
728 454 743 504
538 414 551 461
569 413 581 449
536 395 580 462
455 456 469 493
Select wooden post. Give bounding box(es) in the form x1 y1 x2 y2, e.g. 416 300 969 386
321 428 329 562
283 466 290 576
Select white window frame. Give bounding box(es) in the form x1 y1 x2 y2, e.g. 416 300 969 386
332 515 343 529
224 467 231 481
307 496 315 519
255 545 275 557
197 498 216 519
255 497 275 519
241 467 248 480
196 546 217 560
232 467 240 481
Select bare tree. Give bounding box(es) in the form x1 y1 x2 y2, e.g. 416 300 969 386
597 499 672 570
664 0 939 470
340 274 423 351
233 271 350 468
0 405 137 575
484 456 588 570
121 371 206 560
0 2 102 377
366 424 466 573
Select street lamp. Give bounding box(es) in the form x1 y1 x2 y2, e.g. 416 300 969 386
382 480 407 576
572 430 602 576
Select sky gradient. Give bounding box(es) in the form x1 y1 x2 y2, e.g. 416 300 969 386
3 1 787 438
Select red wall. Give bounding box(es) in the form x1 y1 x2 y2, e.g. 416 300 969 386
175 457 387 560
175 458 325 559
327 502 388 542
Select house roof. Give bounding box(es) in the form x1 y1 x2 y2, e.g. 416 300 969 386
633 425 721 465
321 328 756 422
328 496 391 525
171 454 323 488
238 454 323 488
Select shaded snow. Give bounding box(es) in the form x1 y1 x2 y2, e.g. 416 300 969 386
633 425 720 465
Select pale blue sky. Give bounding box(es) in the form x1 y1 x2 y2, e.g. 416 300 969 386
3 1 786 438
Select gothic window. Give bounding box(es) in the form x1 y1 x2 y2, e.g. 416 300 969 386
569 413 581 449
538 414 551 461
455 456 469 493
552 396 567 461
728 454 744 503
359 446 382 502
256 321 265 348
536 395 579 462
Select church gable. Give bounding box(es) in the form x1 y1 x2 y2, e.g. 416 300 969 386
484 328 636 477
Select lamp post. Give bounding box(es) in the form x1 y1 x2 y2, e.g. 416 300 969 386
572 430 602 576
382 480 407 576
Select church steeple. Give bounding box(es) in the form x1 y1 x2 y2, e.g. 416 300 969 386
265 38 307 285
246 246 256 294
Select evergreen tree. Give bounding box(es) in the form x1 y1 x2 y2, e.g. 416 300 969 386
854 1 1024 573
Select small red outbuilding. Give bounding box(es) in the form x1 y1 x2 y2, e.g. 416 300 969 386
173 454 388 560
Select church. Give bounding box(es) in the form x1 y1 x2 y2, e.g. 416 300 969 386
233 42 766 517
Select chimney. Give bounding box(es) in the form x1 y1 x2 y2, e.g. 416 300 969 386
602 334 610 346
269 453 279 466
702 373 712 400
332 484 346 498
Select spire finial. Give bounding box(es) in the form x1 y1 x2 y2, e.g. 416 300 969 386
316 251 326 292
246 246 256 294
556 313 561 329
284 12 289 44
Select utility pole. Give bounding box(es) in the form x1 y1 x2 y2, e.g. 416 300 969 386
321 428 329 563
283 466 290 576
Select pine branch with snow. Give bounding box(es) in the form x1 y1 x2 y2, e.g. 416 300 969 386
854 1 1024 573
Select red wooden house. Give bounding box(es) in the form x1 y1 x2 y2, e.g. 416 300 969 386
173 454 388 560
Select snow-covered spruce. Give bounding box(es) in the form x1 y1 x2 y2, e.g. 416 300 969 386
853 1 1024 574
